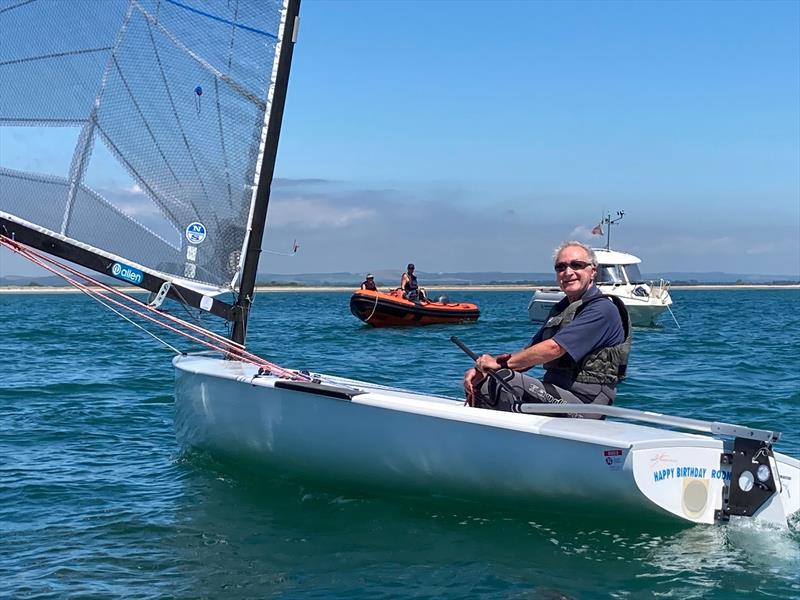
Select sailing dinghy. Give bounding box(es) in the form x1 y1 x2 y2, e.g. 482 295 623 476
1 0 797 527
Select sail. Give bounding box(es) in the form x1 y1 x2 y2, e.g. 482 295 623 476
0 0 290 294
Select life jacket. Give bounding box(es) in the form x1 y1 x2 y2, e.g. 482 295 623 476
540 290 631 387
403 273 419 299
403 273 418 293
361 279 377 291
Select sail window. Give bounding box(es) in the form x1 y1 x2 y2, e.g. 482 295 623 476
81 135 182 250
0 126 80 178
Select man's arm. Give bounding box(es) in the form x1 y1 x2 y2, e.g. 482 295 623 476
474 339 565 373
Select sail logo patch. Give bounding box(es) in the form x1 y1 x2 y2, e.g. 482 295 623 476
186 222 207 244
111 262 144 285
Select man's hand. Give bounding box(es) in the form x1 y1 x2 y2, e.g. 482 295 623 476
474 353 502 373
463 367 486 406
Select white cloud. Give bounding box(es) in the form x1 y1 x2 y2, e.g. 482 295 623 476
268 197 377 229
647 235 736 255
97 185 162 218
569 225 596 240
744 243 778 255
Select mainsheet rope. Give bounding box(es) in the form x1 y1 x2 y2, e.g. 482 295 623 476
0 235 310 381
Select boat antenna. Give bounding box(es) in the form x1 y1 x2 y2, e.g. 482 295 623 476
603 210 625 250
231 0 302 347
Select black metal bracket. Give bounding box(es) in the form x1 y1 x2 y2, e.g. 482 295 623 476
273 380 366 400
725 438 777 518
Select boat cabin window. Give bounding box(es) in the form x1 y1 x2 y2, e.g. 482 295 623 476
623 264 644 283
596 265 625 284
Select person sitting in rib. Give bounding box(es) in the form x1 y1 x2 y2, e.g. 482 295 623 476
360 273 378 291
463 241 631 418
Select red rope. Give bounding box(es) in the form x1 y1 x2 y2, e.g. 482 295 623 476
0 235 309 381
6 237 241 349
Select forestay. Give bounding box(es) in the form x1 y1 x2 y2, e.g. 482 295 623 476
0 0 289 296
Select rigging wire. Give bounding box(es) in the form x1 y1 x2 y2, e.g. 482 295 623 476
8 243 235 355
11 240 240 350
0 235 310 381
165 281 213 329
74 277 184 355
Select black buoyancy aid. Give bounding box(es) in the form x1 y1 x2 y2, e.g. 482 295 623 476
362 279 377 291
403 273 418 293
541 292 632 385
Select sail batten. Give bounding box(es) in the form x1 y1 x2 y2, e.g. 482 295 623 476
1 0 294 302
0 46 116 68
163 0 279 40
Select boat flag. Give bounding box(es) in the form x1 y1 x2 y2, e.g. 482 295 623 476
591 222 603 236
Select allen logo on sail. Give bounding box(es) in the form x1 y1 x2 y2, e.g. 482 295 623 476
111 262 144 285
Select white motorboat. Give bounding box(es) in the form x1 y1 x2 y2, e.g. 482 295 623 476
528 248 674 327
2 1 797 527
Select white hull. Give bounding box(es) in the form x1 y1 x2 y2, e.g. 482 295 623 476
528 284 672 327
174 354 800 526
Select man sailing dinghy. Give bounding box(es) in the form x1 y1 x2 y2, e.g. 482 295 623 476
1 0 798 526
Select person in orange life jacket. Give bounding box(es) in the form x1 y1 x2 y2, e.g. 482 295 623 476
463 241 631 419
400 263 422 301
360 273 378 291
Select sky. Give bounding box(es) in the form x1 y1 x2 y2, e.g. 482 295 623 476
1 0 799 277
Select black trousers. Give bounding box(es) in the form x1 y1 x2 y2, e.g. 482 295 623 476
475 369 612 420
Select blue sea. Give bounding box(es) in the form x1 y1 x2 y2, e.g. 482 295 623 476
2 288 799 599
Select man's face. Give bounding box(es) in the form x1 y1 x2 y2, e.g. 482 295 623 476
555 246 596 300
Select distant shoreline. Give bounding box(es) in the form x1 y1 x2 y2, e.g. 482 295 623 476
0 283 798 294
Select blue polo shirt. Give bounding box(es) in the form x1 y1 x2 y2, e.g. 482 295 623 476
530 286 624 363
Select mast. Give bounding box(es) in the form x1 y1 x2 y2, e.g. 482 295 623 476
231 0 301 346
603 210 624 250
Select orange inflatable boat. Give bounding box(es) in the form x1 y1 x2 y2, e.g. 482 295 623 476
349 289 480 327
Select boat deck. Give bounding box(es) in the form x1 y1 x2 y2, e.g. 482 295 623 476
176 354 730 452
